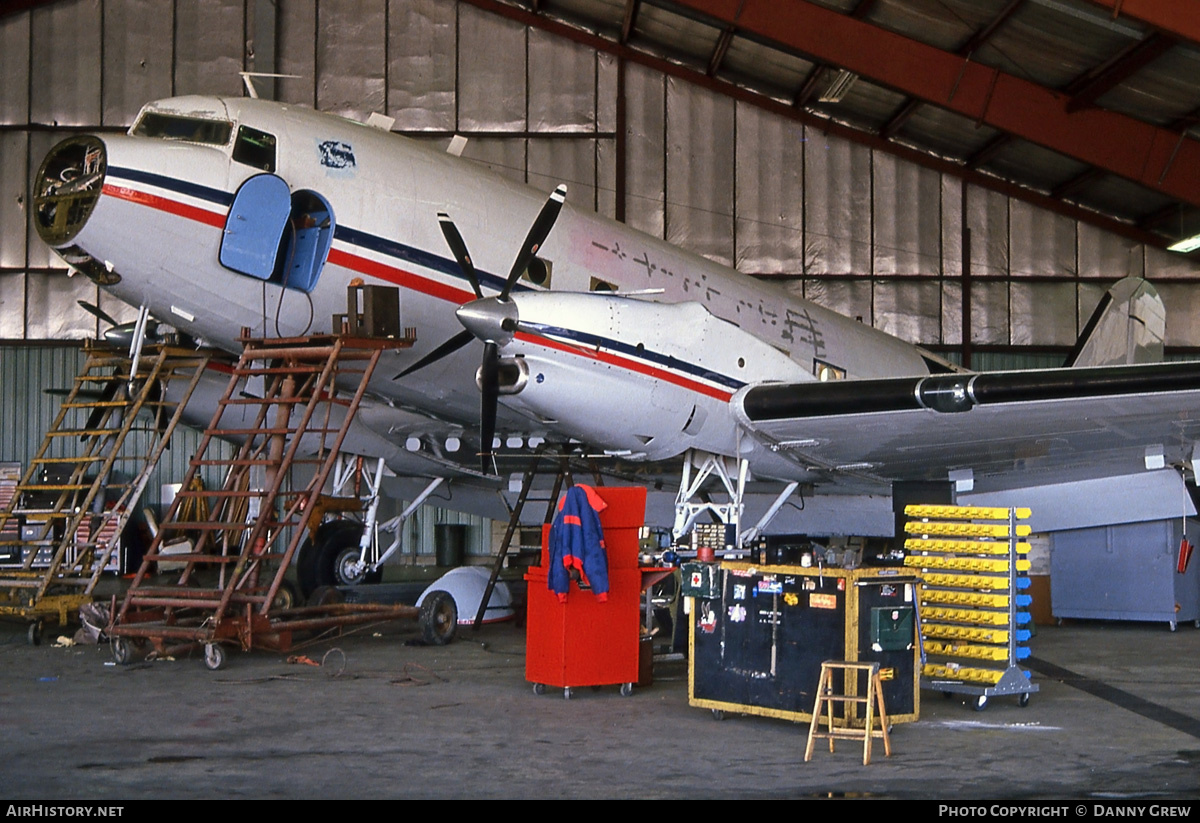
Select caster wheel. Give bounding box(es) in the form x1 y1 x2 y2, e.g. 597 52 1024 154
711 709 726 721
27 621 43 646
973 694 989 712
563 687 573 700
620 682 633 697
1018 692 1031 708
203 643 227 671
111 637 132 665
532 683 545 696
942 691 954 700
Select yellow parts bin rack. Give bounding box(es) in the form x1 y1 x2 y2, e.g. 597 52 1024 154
904 504 1038 711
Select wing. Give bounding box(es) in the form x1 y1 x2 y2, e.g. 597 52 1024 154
733 361 1200 494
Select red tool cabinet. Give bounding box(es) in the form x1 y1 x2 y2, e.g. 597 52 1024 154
525 485 647 698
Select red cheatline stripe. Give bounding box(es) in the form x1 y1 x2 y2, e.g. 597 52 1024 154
328 248 474 305
102 184 225 228
514 331 734 402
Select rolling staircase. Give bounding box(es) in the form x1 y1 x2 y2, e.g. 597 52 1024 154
0 343 211 642
109 331 425 668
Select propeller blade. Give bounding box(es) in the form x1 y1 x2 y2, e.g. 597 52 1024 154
479 341 500 474
500 184 566 301
394 329 475 379
438 213 483 300
77 300 119 327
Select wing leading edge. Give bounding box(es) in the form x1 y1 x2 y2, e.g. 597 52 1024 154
732 361 1200 494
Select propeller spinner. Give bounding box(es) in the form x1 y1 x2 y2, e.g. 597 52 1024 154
396 184 567 473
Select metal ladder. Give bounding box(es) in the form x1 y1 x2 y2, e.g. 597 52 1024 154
0 342 211 640
110 333 410 666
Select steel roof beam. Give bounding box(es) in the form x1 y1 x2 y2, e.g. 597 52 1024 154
1065 32 1177 113
620 0 641 46
1083 0 1200 47
667 0 1200 208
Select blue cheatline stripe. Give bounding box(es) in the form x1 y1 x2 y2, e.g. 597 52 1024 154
519 321 746 392
107 166 233 207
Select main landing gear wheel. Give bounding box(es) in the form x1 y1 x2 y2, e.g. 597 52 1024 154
419 590 457 646
204 643 227 671
297 520 382 598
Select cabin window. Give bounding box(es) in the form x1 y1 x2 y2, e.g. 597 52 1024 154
132 113 233 146
233 125 277 172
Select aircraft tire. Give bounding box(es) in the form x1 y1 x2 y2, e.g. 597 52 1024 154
419 590 458 646
306 520 383 593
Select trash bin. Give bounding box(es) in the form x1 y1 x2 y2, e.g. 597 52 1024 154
434 524 467 567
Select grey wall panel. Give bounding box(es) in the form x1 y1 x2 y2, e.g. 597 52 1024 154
803 278 872 326
0 13 30 125
1154 282 1200 347
665 79 734 267
596 137 617 220
0 132 29 268
173 0 244 99
458 4 525 131
966 186 1009 278
734 102 804 274
0 275 25 338
596 52 617 134
25 272 94 340
461 138 525 184
277 0 317 106
29 0 102 127
804 134 871 274
1010 281 1077 346
941 176 963 278
1078 221 1136 279
529 29 595 133
941 279 962 345
873 152 941 276
387 0 456 131
623 62 665 239
1010 200 1075 278
528 138 595 213
102 0 174 127
317 0 387 120
1145 245 1200 280
873 280 941 344
970 281 1009 345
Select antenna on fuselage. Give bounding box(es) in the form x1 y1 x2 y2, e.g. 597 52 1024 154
239 71 302 99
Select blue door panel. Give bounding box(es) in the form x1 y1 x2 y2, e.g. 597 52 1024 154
220 174 291 280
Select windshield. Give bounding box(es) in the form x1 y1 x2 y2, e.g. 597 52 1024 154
131 112 233 145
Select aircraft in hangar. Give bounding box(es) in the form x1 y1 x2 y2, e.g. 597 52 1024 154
28 93 1200 591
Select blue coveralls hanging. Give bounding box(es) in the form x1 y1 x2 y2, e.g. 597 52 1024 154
548 484 610 603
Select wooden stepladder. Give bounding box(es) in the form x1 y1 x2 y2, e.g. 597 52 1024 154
804 660 893 766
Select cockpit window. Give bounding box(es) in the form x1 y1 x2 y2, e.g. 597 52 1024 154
233 125 277 172
132 112 233 145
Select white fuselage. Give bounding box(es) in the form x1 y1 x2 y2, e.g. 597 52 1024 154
46 96 935 473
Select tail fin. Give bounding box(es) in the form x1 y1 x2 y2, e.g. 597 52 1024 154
1066 276 1165 367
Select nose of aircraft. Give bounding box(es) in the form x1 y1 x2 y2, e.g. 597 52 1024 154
33 135 107 248
455 297 519 346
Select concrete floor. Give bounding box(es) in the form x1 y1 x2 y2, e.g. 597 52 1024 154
2 612 1199 800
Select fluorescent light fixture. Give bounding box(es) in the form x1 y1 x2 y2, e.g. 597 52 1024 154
1167 233 1200 253
819 70 858 103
